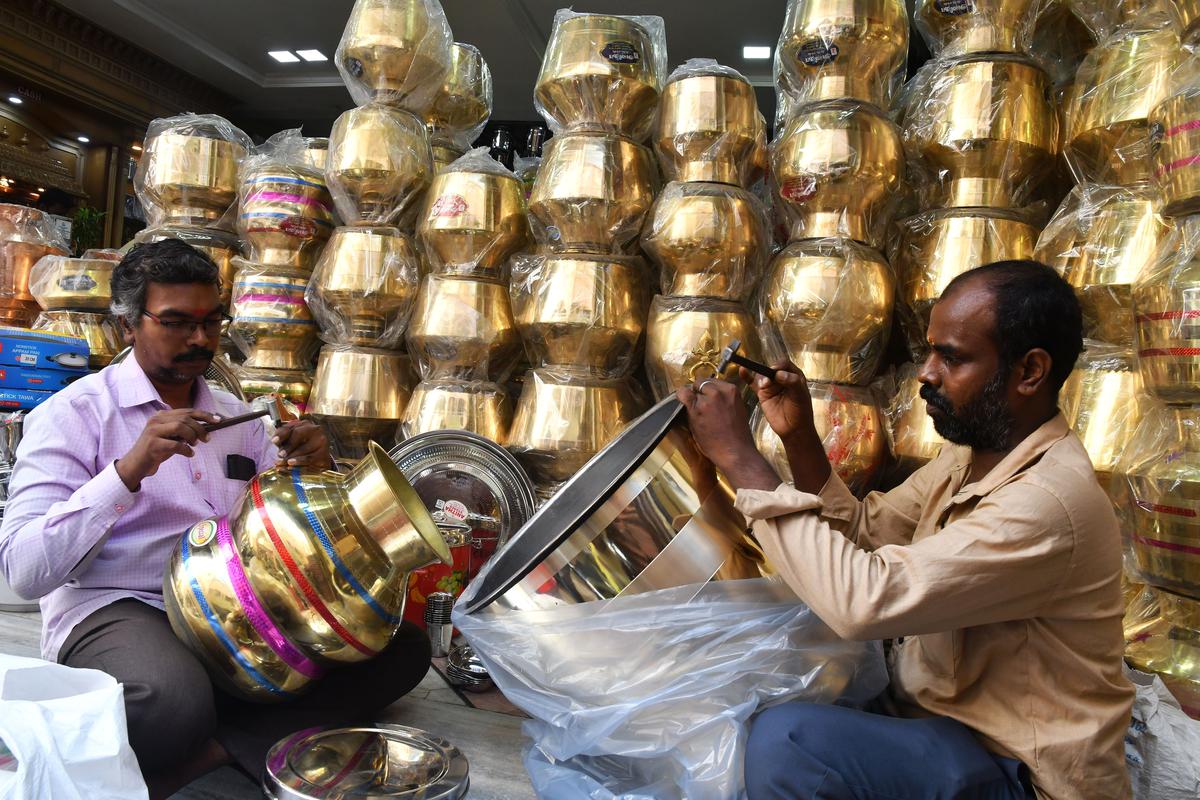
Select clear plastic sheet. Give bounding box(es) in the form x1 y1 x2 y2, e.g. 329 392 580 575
758 237 894 387
134 113 251 231
1132 214 1200 404
514 153 541 201
398 378 513 443
80 248 122 261
901 53 1059 210
655 59 766 189
883 364 942 481
533 10 667 141
1151 51 1200 217
305 225 420 349
1070 0 1186 41
31 310 121 370
453 578 887 800
509 252 649 378
644 294 762 402
406 273 522 383
308 344 415 460
227 259 319 370
335 0 454 115
1122 587 1200 723
415 148 531 278
1030 1 1099 88
233 363 313 414
913 0 1045 59
29 255 113 312
424 42 493 152
640 181 769 303
0 205 68 323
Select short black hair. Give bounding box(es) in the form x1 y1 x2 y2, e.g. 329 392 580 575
941 260 1083 394
111 239 220 326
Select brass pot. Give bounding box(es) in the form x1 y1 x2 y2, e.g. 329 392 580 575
163 441 449 700
30 257 113 311
1133 229 1200 404
308 346 415 460
640 182 768 301
399 379 512 443
136 225 239 308
31 311 121 369
228 263 318 370
1124 589 1200 719
655 70 765 187
915 0 1039 55
771 99 904 249
336 0 453 111
886 370 942 479
762 238 894 386
423 43 491 143
327 105 433 226
512 254 648 376
406 274 520 382
236 366 314 414
238 166 335 272
644 295 762 401
416 167 529 276
307 226 420 348
528 131 657 255
906 54 1058 209
778 0 909 108
534 13 661 140
753 381 887 496
505 368 645 484
1060 349 1150 493
1152 89 1200 218
431 143 465 175
141 130 247 227
0 204 68 321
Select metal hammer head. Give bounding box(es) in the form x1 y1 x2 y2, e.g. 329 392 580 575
717 338 743 375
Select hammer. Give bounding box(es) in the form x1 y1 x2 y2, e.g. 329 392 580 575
717 338 781 380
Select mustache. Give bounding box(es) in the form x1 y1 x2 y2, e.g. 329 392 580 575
919 382 954 414
173 348 215 363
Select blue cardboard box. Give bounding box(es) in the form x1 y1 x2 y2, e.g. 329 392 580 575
0 365 84 390
0 327 89 371
0 387 54 410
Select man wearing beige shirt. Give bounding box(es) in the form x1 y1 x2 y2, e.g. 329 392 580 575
679 261 1133 800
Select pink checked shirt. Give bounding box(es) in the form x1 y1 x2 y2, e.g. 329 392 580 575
0 354 277 660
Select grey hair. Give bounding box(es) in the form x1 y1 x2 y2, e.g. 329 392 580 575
110 239 221 326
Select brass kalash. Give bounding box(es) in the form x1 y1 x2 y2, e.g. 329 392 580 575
238 162 335 274
0 205 68 328
327 104 434 227
914 0 1040 56
29 256 121 368
136 114 250 229
308 347 415 461
423 42 492 150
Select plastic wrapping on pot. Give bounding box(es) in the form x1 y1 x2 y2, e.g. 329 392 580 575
80 248 122 261
644 294 762 401
913 0 1044 59
398 378 513 443
234 364 313 414
424 42 493 151
883 364 942 481
31 311 120 370
533 10 667 141
454 579 887 800
326 104 433 227
774 0 908 114
306 225 420 349
406 273 522 383
29 255 114 312
335 0 454 114
640 181 769 303
1132 215 1200 404
901 53 1059 210
1122 586 1200 720
134 113 251 230
133 224 239 307
1069 0 1187 41
228 259 319 371
1030 2 1103 88
308 344 416 460
0 205 69 326
1151 51 1200 218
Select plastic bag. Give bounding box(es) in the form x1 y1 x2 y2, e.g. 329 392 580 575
0 205 69 325
1132 214 1200 404
1030 1 1104 87
1151 52 1200 217
913 0 1046 59
228 259 319 370
453 578 888 800
533 9 667 141
643 294 762 402
423 43 493 151
1125 665 1200 798
406 273 522 383
399 378 513 444
1070 0 1186 41
31 311 121 370
0 654 148 800
28 255 113 313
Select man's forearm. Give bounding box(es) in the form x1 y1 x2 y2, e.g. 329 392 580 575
782 426 833 495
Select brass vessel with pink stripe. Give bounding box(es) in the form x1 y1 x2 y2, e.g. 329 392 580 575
1151 85 1200 218
1132 216 1200 403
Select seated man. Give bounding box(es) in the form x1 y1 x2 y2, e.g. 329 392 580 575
680 261 1133 800
0 240 431 799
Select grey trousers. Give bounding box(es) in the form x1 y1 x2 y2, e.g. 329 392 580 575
58 598 432 779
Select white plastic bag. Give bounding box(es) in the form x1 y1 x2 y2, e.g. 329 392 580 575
0 655 147 800
1125 665 1200 800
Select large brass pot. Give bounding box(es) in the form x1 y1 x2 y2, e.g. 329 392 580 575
238 166 335 272
654 69 765 187
30 257 113 311
235 366 314 414
416 167 529 277
1151 88 1200 218
777 0 909 109
640 182 769 302
528 131 657 255
31 311 121 369
1133 219 1200 404
308 346 415 461
1124 589 1200 719
424 43 491 145
164 441 450 701
644 295 762 401
327 105 433 227
140 129 247 227
228 263 318 370
1060 347 1150 493
771 99 904 249
885 369 942 480
399 379 512 443
136 225 239 308
914 0 1039 56
0 204 68 324
336 0 453 112
762 238 894 386
905 54 1058 209
405 274 521 382
534 13 661 140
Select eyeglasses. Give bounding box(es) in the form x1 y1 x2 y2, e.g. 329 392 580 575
142 310 229 338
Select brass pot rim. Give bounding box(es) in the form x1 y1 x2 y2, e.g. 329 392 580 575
938 51 1049 72
362 440 452 567
554 12 652 32
664 69 752 88
901 205 1035 226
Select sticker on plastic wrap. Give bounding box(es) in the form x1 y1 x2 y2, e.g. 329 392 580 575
601 40 640 65
279 217 317 238
431 194 469 218
934 0 975 14
780 176 818 204
798 39 840 67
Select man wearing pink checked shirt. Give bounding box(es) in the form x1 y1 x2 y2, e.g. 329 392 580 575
0 240 431 798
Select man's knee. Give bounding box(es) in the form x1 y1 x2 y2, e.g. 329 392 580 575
122 655 217 772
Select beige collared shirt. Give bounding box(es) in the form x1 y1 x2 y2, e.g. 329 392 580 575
735 414 1133 800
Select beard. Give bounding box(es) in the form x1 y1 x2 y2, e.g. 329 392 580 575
919 368 1015 451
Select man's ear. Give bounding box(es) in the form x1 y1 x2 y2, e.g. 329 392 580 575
1015 348 1052 396
119 316 135 346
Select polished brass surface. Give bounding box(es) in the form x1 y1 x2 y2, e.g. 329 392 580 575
534 13 660 139
136 225 239 308
1125 619 1200 719
424 42 491 138
32 311 121 369
644 295 762 400
778 0 908 108
1060 352 1149 491
309 346 415 460
771 100 904 249
416 168 529 276
337 0 453 108
301 137 329 173
763 238 894 385
1152 89 1200 218
641 182 768 301
1133 274 1200 404
327 105 433 226
915 0 1039 55
229 264 317 370
236 366 314 413
908 54 1058 209
406 274 521 382
0 205 68 311
505 369 645 484
529 130 657 255
142 132 246 225
431 143 465 174
32 258 113 311
887 371 942 478
238 166 335 272
655 71 764 187
399 379 512 442
163 442 449 701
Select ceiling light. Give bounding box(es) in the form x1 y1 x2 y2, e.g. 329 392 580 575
7 96 21 105
269 50 300 63
743 46 772 60
36 187 44 192
296 49 328 62
131 143 142 151
77 136 89 143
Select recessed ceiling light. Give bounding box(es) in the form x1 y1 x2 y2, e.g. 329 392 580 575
296 49 328 62
7 96 21 105
268 50 300 63
77 136 90 143
743 46 772 60
131 143 142 151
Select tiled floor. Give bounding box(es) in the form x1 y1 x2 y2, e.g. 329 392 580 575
0 609 537 799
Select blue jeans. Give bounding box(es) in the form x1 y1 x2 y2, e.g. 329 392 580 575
745 702 1034 800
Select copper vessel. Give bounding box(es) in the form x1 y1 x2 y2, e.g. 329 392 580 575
238 166 335 272
1151 88 1200 218
399 379 512 442
915 0 1039 55
136 225 239 308
534 13 661 140
771 100 904 249
528 131 657 255
424 43 491 143
327 105 433 226
236 366 313 414
1060 348 1150 493
644 295 762 401
336 0 453 111
141 131 247 227
640 182 768 301
228 263 318 370
753 381 887 496
762 238 894 386
886 369 942 479
30 257 113 311
0 204 68 324
31 311 121 369
416 167 529 276
308 346 415 461
405 274 521 382
431 143 465 175
777 0 908 108
307 226 420 349
655 69 765 187
906 54 1058 209
1124 589 1200 719
164 441 449 700
505 368 645 484
511 254 648 376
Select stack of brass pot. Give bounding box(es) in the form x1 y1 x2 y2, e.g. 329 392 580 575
228 259 319 386
0 205 68 328
28 255 121 368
